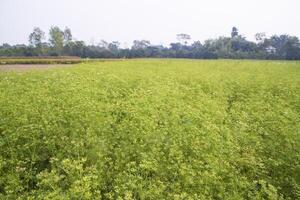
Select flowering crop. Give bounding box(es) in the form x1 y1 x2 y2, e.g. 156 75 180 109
0 59 299 199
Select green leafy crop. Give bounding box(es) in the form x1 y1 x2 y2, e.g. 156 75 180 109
0 59 299 199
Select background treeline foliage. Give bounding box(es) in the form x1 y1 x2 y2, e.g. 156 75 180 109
1 26 300 60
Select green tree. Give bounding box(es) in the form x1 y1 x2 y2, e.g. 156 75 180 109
267 35 300 59
132 40 150 50
29 27 45 48
255 32 266 43
176 33 191 45
49 26 64 55
108 41 120 55
64 27 72 44
28 27 45 55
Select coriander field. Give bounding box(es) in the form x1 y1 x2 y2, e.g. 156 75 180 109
0 59 299 199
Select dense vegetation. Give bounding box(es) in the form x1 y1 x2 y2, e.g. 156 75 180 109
1 27 300 60
0 60 299 199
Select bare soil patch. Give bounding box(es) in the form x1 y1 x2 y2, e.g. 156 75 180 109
0 64 74 71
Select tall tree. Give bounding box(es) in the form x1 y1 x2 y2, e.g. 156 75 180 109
63 27 72 44
267 35 300 59
176 33 191 45
108 41 120 56
49 26 64 55
98 40 109 49
29 27 45 48
255 32 266 43
108 41 120 51
231 27 239 38
132 40 150 49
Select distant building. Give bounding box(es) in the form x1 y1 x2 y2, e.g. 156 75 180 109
266 46 276 53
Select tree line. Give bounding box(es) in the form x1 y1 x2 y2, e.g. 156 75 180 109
1 26 300 60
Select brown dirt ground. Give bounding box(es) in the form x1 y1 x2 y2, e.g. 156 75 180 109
0 64 74 71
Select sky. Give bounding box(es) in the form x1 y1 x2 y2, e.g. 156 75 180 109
1 0 300 46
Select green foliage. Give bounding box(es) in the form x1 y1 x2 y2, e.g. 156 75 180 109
0 60 299 199
28 27 45 48
49 26 65 56
2 26 300 59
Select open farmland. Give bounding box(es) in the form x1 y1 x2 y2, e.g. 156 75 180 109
0 59 299 199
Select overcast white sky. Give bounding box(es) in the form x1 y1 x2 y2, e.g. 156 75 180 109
1 0 300 46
